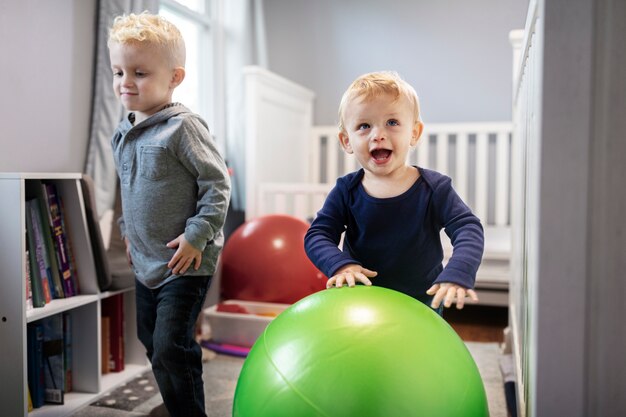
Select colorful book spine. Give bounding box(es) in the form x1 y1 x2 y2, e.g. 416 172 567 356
44 184 76 297
101 294 125 372
38 183 64 299
25 248 33 310
59 196 79 295
26 199 52 303
101 316 111 374
25 217 45 308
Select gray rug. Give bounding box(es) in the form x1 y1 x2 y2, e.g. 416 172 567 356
72 342 505 417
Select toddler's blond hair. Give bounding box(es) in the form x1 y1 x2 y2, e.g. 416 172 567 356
108 12 185 68
338 71 421 133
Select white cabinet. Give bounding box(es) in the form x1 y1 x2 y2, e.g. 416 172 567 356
0 173 148 417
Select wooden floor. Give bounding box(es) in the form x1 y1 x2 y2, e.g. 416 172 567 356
444 304 508 343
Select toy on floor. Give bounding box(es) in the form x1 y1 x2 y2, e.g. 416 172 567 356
233 286 489 417
220 214 326 304
201 341 250 358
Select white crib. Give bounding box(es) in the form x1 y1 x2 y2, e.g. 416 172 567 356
243 66 511 306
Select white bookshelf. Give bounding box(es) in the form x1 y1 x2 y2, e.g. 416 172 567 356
0 173 149 417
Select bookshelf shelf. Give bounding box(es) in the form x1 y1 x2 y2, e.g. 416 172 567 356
26 295 100 323
0 173 149 417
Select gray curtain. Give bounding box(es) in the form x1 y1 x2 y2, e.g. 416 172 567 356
223 0 268 211
84 0 159 218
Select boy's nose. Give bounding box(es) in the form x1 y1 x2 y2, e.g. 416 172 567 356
121 75 134 87
370 126 386 141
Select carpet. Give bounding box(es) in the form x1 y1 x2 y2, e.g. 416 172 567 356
72 342 505 417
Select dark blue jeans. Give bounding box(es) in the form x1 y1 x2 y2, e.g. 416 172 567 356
135 276 211 417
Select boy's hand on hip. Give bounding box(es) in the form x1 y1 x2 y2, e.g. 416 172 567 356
327 264 377 288
166 234 202 275
427 283 478 310
123 237 133 266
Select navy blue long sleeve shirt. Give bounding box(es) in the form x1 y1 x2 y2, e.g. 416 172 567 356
304 167 484 303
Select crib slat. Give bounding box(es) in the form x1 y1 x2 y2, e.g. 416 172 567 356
274 193 287 214
456 133 469 202
436 133 449 175
495 131 510 226
327 135 339 182
311 129 322 183
294 193 308 219
475 132 489 222
312 192 326 218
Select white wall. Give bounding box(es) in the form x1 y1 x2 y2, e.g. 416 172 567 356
0 0 96 173
263 0 526 125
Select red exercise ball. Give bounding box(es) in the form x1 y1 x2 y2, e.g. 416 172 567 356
220 214 326 304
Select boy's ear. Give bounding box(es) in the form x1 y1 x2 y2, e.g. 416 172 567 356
338 131 353 154
411 121 424 146
170 67 186 89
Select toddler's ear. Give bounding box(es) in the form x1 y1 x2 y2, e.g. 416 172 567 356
338 131 353 154
170 67 186 88
411 121 424 146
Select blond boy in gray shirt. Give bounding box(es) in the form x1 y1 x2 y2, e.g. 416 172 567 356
108 12 230 417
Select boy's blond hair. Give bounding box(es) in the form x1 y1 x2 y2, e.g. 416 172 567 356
108 12 185 68
338 71 422 133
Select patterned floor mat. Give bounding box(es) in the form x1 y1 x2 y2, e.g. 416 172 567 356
91 371 160 412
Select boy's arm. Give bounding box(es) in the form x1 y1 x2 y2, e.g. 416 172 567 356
430 175 485 299
304 182 362 278
177 118 231 252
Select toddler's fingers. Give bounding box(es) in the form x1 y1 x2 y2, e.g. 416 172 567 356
326 277 337 289
431 289 445 309
335 274 348 288
356 273 372 286
361 268 378 278
426 284 439 296
455 288 467 309
345 273 356 287
444 286 456 308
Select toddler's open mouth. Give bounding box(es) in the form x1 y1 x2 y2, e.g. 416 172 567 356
371 149 392 162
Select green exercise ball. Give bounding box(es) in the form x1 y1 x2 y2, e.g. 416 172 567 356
233 286 489 417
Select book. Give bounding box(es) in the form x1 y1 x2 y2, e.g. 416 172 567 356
27 387 33 412
32 180 63 299
59 196 79 295
25 203 46 308
43 182 75 298
27 322 45 408
38 182 65 299
101 294 125 372
42 315 65 404
26 199 53 303
101 316 110 374
25 248 33 310
63 312 73 393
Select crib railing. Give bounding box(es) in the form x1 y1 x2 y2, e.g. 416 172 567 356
308 122 513 227
257 182 331 221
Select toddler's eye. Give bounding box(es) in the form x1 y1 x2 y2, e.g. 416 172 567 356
357 123 370 130
387 119 399 126
136 71 147 77
113 70 122 77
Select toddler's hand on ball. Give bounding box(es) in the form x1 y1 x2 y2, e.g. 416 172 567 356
328 264 377 288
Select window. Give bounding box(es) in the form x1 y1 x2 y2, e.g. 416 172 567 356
159 0 219 137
